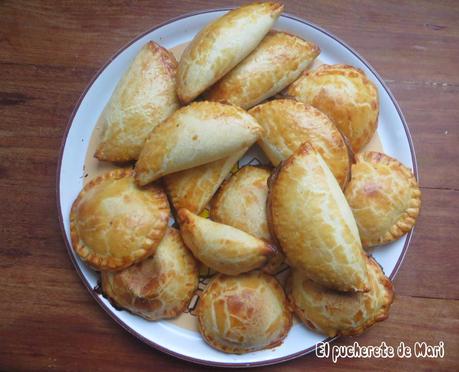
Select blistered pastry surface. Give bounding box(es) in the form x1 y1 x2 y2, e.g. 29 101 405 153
197 272 292 354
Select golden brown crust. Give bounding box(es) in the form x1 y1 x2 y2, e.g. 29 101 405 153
70 168 170 271
101 228 199 320
177 2 283 103
197 272 292 354
163 148 246 214
287 255 394 337
210 165 285 274
267 143 369 292
134 101 262 186
287 64 379 153
205 31 320 109
178 208 275 275
94 41 180 162
249 99 351 188
344 151 421 248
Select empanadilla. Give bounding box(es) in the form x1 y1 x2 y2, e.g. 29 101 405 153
135 101 262 186
288 255 393 337
177 2 283 103
177 208 275 275
345 152 421 248
101 228 198 320
268 143 369 292
210 166 285 274
206 31 320 109
287 64 379 153
70 169 170 271
164 148 247 214
197 272 292 354
249 99 351 188
94 42 180 162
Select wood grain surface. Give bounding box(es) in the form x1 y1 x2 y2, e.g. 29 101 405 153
1 0 458 370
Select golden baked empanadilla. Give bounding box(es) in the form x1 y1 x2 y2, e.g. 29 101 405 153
345 152 421 248
288 255 393 337
178 208 275 275
163 148 247 214
268 143 369 292
177 2 283 103
287 64 379 153
70 169 170 271
101 228 198 320
135 101 262 186
94 42 180 162
206 31 320 109
210 166 285 274
249 99 351 188
197 272 292 354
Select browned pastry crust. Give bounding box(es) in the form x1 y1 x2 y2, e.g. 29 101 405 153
94 42 180 162
101 228 198 320
178 208 275 276
249 98 351 189
287 255 394 337
210 165 285 274
287 64 379 153
70 168 170 271
267 143 369 292
197 272 292 354
344 151 421 248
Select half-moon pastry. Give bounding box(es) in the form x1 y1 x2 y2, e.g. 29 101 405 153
288 255 393 337
268 143 369 292
94 42 180 162
287 64 379 153
197 272 292 354
344 152 421 248
70 169 170 271
249 99 351 188
206 31 320 109
135 101 262 186
164 148 247 214
210 166 285 274
177 2 283 103
101 228 198 320
177 208 274 275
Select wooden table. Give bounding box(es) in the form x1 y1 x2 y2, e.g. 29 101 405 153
1 0 458 370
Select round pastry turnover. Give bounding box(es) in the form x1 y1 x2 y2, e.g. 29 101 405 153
288 256 393 337
344 152 421 248
197 272 292 354
287 64 379 153
70 169 170 271
249 99 351 188
101 228 198 320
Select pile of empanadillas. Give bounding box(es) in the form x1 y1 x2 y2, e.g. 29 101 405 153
70 2 421 354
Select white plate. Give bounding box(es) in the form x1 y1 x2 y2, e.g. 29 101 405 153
57 8 418 367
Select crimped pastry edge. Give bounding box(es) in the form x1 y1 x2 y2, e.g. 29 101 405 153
70 168 170 271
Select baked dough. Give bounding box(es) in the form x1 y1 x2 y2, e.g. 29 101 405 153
164 148 247 214
101 228 198 320
205 31 319 109
288 255 393 337
197 272 292 354
178 208 275 275
177 2 283 103
287 64 379 152
70 169 170 271
345 152 421 248
210 166 284 274
268 143 369 292
94 42 180 162
135 101 262 185
249 99 351 188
